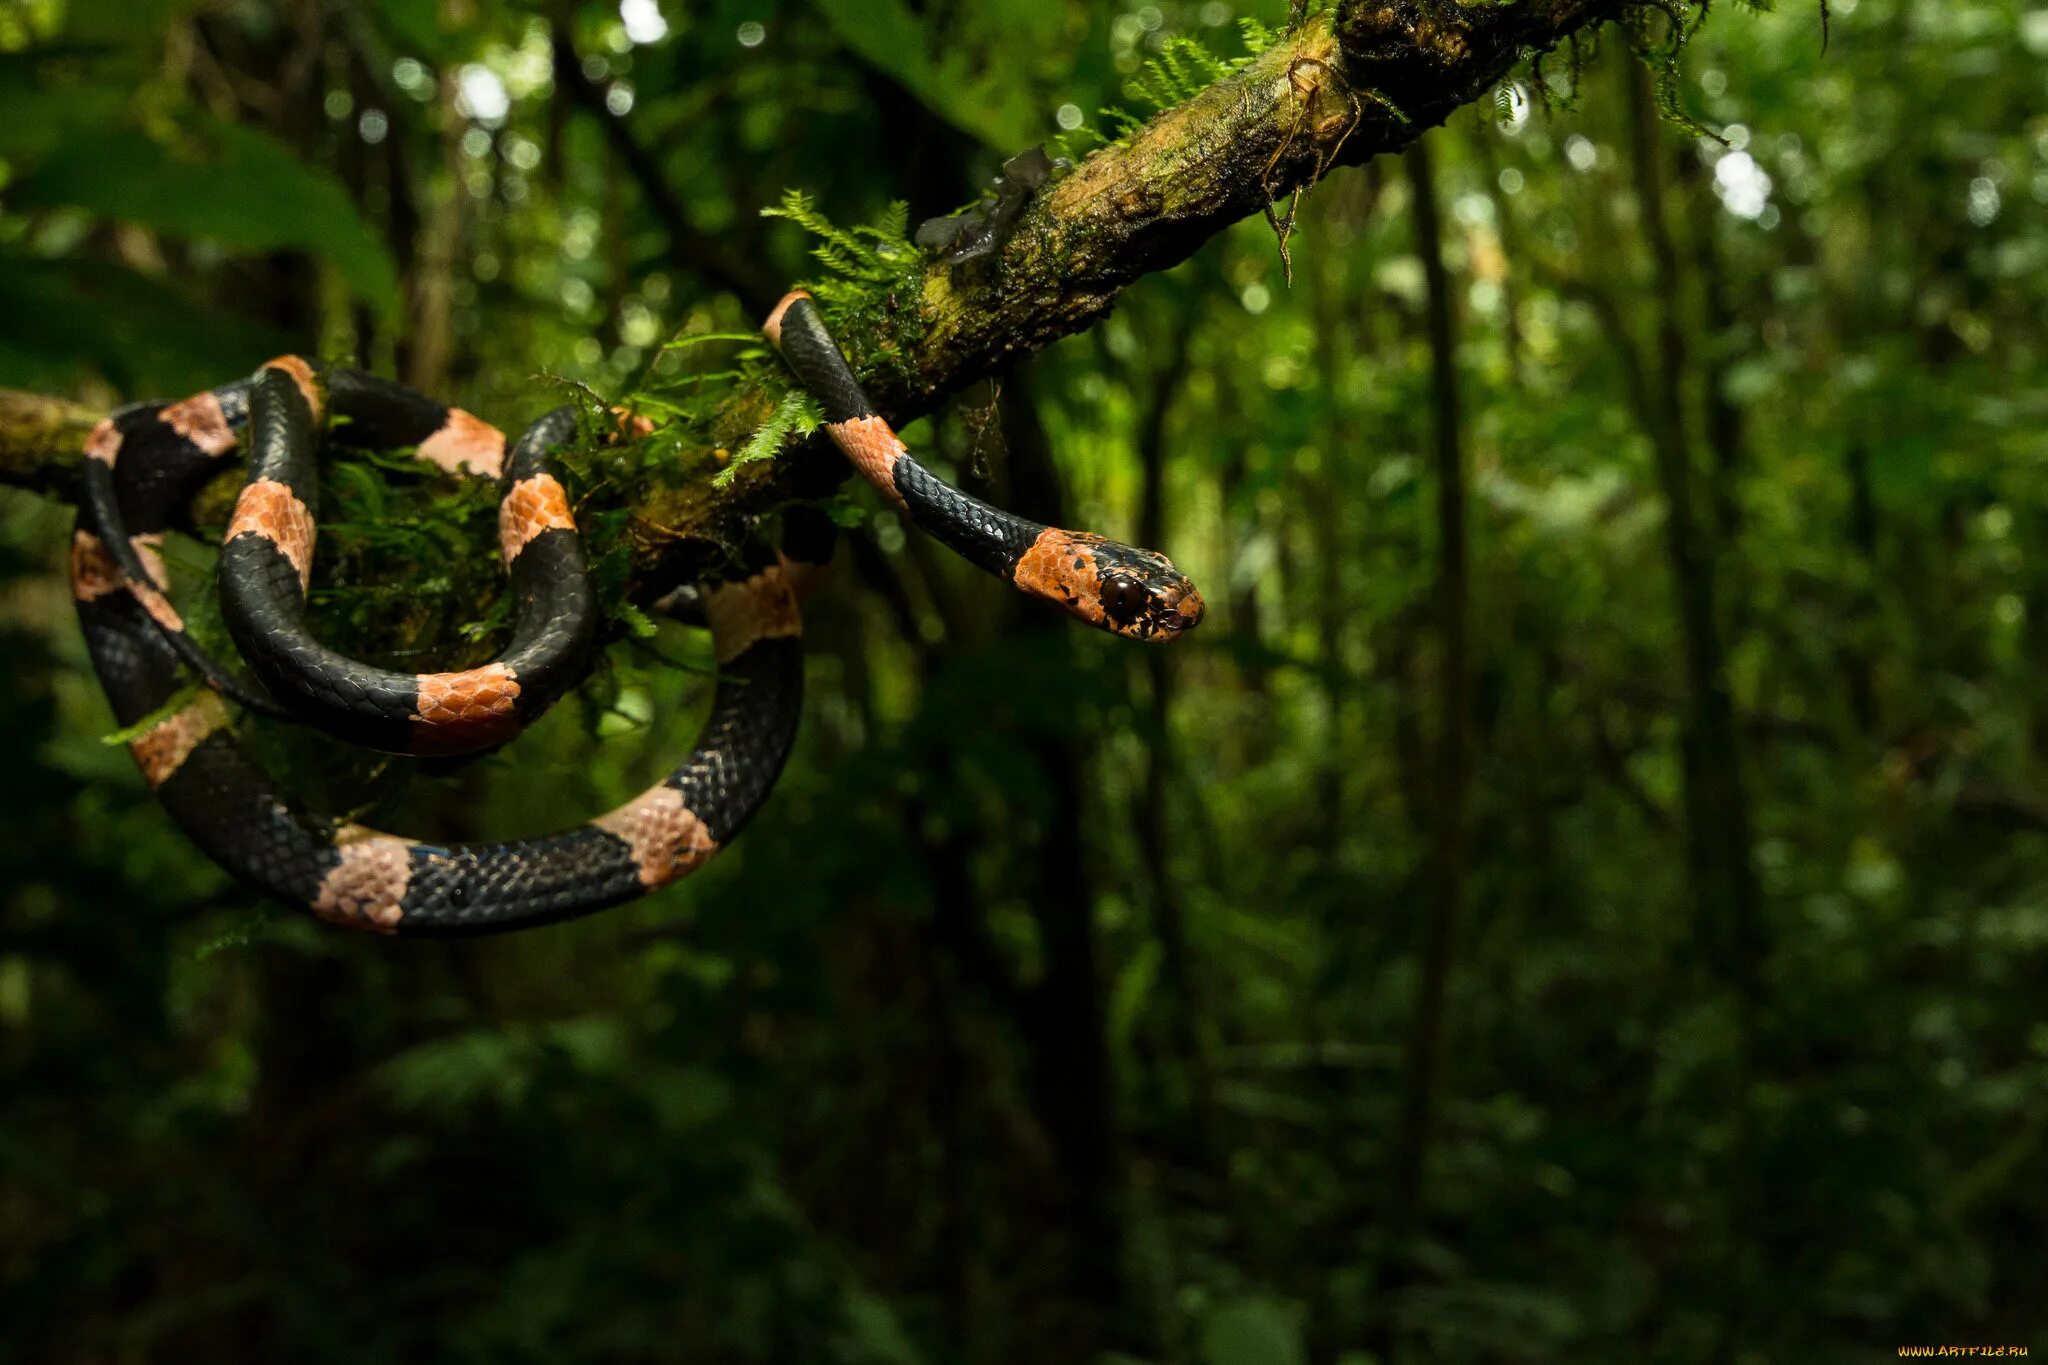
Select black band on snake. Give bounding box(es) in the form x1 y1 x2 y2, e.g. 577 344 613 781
71 297 1204 935
217 361 598 755
82 358 598 755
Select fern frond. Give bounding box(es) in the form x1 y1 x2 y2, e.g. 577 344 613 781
1105 26 1269 143
1629 0 1713 138
1129 35 1229 113
715 389 824 489
854 201 911 244
1166 34 1230 93
615 602 662 640
760 190 917 300
1050 127 1106 162
1099 104 1145 140
759 189 832 238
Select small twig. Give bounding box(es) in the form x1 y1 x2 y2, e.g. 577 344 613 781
961 378 1003 484
1258 54 1367 285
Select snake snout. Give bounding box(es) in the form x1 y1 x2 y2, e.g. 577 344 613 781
1145 577 1204 639
1098 561 1205 641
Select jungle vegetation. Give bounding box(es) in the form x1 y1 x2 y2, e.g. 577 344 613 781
1 0 2045 1361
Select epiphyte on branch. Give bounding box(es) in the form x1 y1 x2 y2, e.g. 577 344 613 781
915 145 1064 266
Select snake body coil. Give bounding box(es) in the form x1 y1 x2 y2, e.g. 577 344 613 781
72 295 1203 934
217 365 600 756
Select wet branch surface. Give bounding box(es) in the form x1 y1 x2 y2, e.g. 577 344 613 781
1 0 1624 596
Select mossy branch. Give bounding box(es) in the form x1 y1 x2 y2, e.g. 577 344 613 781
0 389 101 498
1 0 1630 599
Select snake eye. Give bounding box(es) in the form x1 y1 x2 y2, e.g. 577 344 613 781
1100 574 1150 626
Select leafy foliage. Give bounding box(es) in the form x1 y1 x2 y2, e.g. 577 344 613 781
806 0 1059 151
1099 21 1278 144
4 0 2047 1362
8 116 400 317
759 191 919 308
717 388 824 490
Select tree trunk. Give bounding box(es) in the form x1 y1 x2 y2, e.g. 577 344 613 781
1624 63 1763 999
1130 313 1219 1174
404 46 465 395
1624 58 1765 1364
1002 378 1127 1355
1382 129 1471 1361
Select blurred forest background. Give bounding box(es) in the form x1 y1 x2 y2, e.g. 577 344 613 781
3 0 2047 1360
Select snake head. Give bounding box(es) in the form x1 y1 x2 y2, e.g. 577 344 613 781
1016 530 1205 643
1095 549 1206 642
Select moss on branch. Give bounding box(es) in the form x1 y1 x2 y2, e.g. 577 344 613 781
0 390 101 499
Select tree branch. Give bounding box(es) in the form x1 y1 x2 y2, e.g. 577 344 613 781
0 390 100 499
1 0 1628 597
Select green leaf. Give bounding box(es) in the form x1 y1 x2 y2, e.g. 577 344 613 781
0 72 125 162
823 496 868 529
369 0 467 62
10 118 401 317
838 1289 927 1365
808 0 1040 150
99 683 205 747
0 250 291 390
61 0 206 43
616 602 662 639
661 332 767 351
1107 940 1162 1058
1199 1297 1307 1365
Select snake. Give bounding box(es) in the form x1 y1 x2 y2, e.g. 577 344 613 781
78 359 597 755
70 291 1204 936
766 291 1205 642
